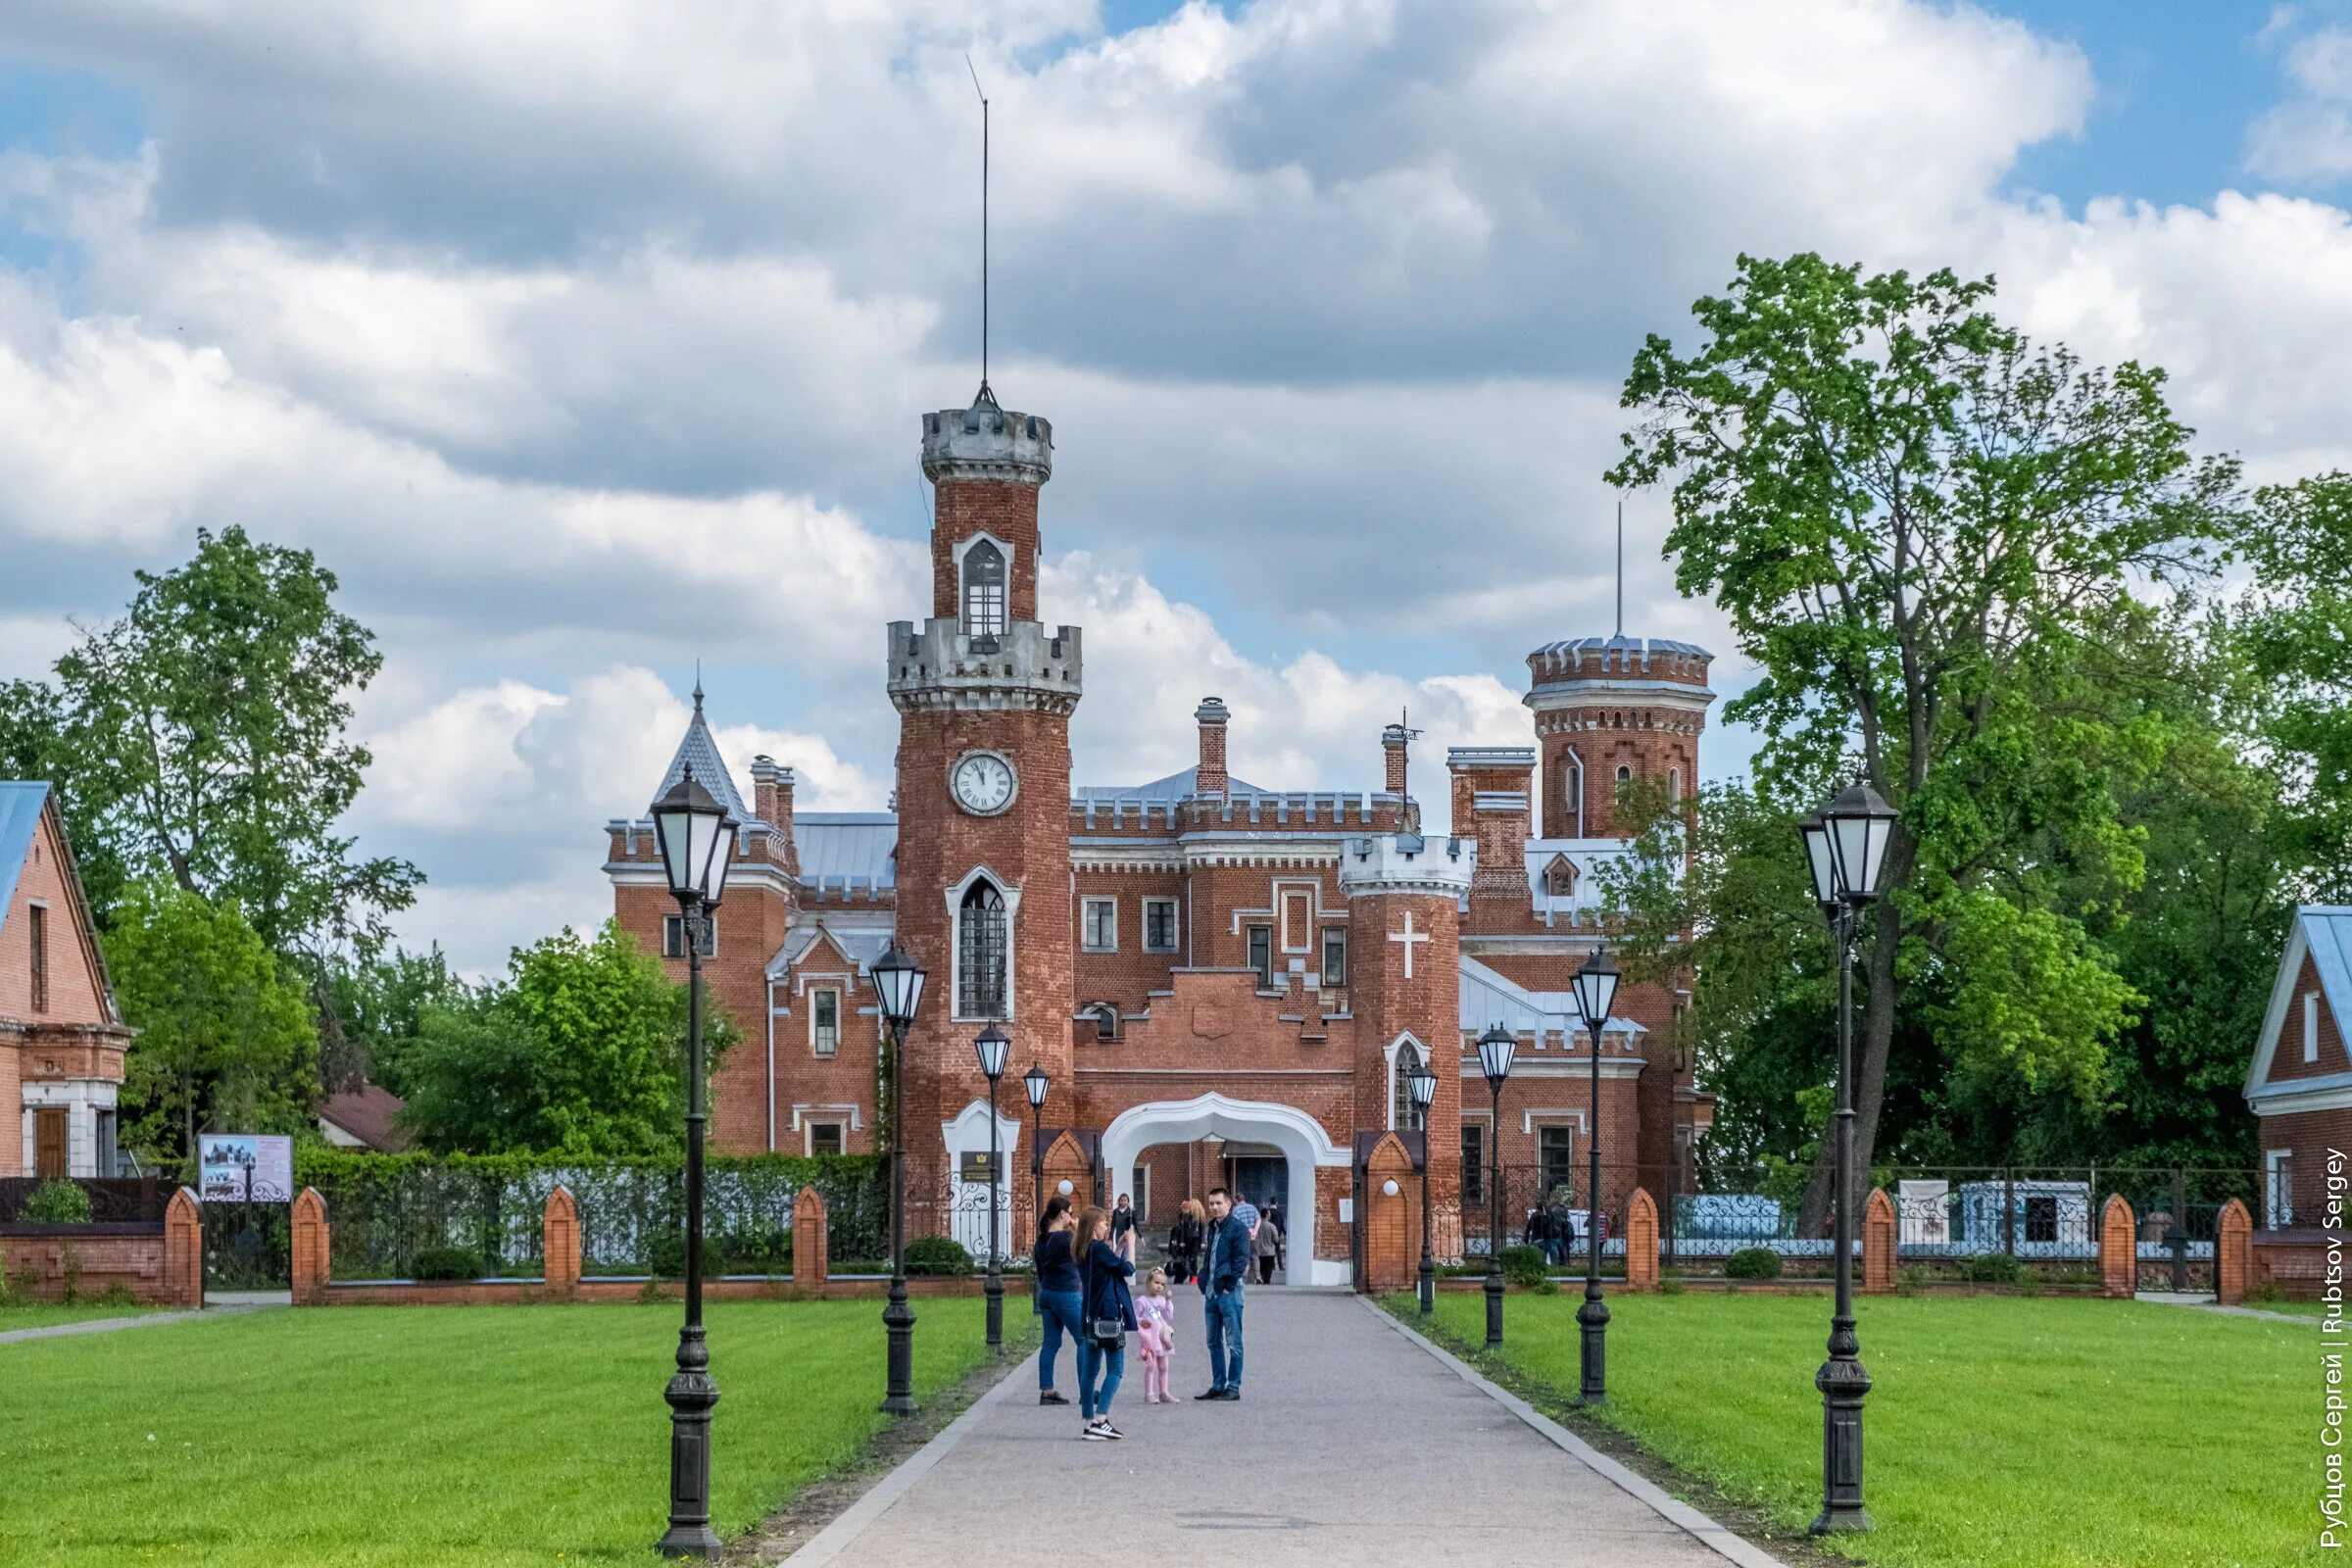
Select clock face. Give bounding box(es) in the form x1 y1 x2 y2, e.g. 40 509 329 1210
951 752 1016 815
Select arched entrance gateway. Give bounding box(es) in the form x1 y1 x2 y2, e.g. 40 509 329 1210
1101 1093 1351 1287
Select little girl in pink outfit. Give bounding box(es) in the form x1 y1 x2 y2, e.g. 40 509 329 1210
1135 1266 1177 1402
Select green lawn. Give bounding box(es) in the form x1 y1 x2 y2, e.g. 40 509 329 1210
1401 1292 2314 1568
0 1299 167 1332
2241 1298 2337 1318
0 1298 1024 1566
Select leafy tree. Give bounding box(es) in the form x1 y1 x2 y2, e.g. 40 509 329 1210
318 946 469 1097
399 921 736 1156
104 880 318 1177
1609 254 2239 1224
2 526 419 952
2237 473 2352 899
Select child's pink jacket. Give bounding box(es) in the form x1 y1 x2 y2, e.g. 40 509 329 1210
1135 1294 1176 1359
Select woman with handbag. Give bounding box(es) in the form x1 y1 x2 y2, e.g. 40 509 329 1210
1073 1203 1136 1440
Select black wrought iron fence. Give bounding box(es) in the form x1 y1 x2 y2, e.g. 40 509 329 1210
1452 1162 2258 1286
305 1157 890 1281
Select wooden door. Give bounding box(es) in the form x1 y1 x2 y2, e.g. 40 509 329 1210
33 1107 68 1178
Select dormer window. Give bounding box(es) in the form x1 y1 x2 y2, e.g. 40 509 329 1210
1544 854 1579 899
962 539 1007 640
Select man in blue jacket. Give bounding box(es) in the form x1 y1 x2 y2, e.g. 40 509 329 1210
1196 1186 1250 1400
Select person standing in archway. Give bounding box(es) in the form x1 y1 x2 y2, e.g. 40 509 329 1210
1195 1186 1250 1401
1167 1199 1205 1287
1110 1192 1137 1263
1254 1206 1284 1285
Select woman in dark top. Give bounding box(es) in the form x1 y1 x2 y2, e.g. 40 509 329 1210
1167 1199 1204 1286
1032 1196 1082 1406
1110 1193 1137 1262
1073 1203 1136 1440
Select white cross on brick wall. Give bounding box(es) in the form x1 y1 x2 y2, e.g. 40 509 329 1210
1389 910 1431 979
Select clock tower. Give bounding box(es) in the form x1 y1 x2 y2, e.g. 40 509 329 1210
888 390 1082 1242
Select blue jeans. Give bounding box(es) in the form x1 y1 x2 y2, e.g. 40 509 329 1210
1078 1336 1124 1420
1036 1289 1083 1392
1203 1289 1245 1391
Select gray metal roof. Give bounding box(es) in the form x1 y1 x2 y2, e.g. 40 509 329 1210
796 813 897 887
650 690 751 820
1527 634 1711 660
1073 766 1272 802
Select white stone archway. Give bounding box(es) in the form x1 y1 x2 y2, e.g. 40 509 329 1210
1099 1092 1354 1288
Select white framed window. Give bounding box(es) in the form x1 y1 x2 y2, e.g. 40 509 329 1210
1461 1124 1486 1204
1563 747 1586 838
1539 1126 1576 1200
810 988 840 1056
808 1121 846 1157
961 538 1007 639
1615 764 1632 785
956 875 1010 1019
1322 927 1348 988
1668 766 1682 802
2308 992 2323 1064
1083 897 1117 952
1389 1038 1423 1130
2268 1150 2294 1227
663 912 716 958
1144 899 1179 953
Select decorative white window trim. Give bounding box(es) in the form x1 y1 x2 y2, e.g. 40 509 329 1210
1385 1033 1427 1131
954 530 1014 638
945 864 1021 1023
2309 991 2323 1064
1520 1108 1592 1135
1082 896 1118 953
1564 745 1586 838
789 1102 864 1133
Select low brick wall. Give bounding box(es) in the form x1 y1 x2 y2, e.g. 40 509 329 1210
2 1224 176 1304
2251 1229 2344 1299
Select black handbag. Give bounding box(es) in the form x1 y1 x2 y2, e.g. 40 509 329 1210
1085 1256 1127 1348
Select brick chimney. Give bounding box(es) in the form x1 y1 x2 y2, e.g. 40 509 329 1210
750 755 798 874
1195 697 1231 797
1381 722 1409 796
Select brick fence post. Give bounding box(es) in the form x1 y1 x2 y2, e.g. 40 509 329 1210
2100 1194 2136 1298
543 1186 580 1296
163 1186 203 1310
2216 1197 2252 1305
290 1187 329 1305
794 1185 829 1293
1624 1188 1659 1292
1862 1187 1896 1294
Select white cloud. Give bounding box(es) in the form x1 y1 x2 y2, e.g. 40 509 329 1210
2249 24 2352 182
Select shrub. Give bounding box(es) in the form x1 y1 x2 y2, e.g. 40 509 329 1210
1960 1251 2025 1285
646 1229 688 1280
904 1236 974 1276
23 1180 93 1225
2248 1280 2286 1305
59 1244 82 1303
718 1225 791 1275
1896 1263 1931 1298
1499 1245 1549 1289
410 1246 487 1281
96 1282 141 1309
1723 1248 1784 1281
1658 1275 1686 1296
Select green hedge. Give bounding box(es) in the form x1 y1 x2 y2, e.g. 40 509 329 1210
294 1150 888 1281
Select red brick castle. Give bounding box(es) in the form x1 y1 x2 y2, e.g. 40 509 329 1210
605 389 1714 1286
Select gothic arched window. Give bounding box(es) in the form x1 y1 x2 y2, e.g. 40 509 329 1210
962 540 1007 640
957 879 1007 1018
1392 1040 1425 1131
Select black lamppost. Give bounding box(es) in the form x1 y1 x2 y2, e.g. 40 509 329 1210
1408 1059 1439 1315
871 942 928 1416
1024 1062 1050 1219
1477 1023 1515 1348
974 1023 1010 1351
652 764 735 1559
1569 946 1620 1406
1797 782 1897 1535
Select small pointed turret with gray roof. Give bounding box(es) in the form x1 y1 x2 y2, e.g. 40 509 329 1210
650 677 751 821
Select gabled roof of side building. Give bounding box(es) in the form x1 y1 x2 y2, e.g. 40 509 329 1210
0 782 50 937
2245 906 2352 1095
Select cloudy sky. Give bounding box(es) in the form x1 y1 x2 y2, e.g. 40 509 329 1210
3 1 2350 975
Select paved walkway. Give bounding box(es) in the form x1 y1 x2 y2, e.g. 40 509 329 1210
791 1289 1778 1568
0 1299 281 1346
